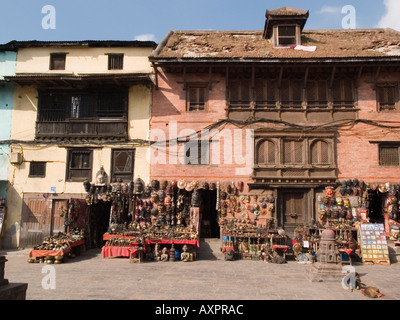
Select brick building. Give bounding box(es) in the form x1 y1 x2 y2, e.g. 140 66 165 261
149 7 400 238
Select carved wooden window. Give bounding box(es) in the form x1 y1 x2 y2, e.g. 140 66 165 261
38 88 127 121
283 140 304 164
66 149 93 181
307 80 328 107
379 144 400 166
187 85 207 111
255 79 276 107
97 90 128 117
111 149 135 182
49 53 66 70
257 140 276 164
332 79 355 108
280 79 303 108
108 54 124 70
377 85 398 112
229 80 251 106
29 161 46 178
311 140 330 165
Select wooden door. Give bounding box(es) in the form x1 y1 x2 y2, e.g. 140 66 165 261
20 197 52 247
51 200 68 235
281 190 307 225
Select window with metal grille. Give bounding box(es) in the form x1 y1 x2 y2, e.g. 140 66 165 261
49 53 66 70
283 140 304 164
187 86 207 111
277 25 297 46
108 54 124 70
184 139 209 165
257 140 276 164
111 149 135 182
66 149 93 181
311 140 330 165
377 85 398 112
29 161 46 177
379 145 400 166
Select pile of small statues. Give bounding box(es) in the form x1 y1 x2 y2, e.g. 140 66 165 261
32 229 84 251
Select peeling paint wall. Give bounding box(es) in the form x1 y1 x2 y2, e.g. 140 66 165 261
4 46 153 248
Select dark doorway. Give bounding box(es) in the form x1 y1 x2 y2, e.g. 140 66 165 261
199 189 220 238
368 190 385 223
88 201 111 248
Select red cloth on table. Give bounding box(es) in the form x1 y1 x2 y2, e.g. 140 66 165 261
101 246 131 258
29 249 70 258
271 245 289 252
222 246 235 253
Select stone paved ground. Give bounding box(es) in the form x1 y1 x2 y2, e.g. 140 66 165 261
2 238 399 302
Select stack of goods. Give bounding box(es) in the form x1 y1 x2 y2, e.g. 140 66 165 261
219 182 276 228
317 180 368 229
220 218 270 260
92 178 202 241
27 230 84 264
104 237 139 247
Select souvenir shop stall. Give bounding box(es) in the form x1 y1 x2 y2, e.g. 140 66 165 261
292 180 400 265
218 182 287 263
27 197 86 264
27 229 85 264
84 176 202 262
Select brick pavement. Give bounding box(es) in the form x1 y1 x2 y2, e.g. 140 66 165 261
2 239 400 301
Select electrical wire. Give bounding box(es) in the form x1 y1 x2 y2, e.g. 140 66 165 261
1 117 400 150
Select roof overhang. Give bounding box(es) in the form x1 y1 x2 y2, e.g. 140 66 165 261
5 73 154 88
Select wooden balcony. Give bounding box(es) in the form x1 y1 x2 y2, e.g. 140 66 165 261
36 118 128 139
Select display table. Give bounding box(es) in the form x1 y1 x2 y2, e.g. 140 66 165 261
101 234 199 259
29 239 85 258
102 246 132 258
145 239 199 247
29 248 70 258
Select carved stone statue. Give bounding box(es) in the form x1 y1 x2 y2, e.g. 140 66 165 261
160 247 169 262
154 243 160 261
181 244 190 262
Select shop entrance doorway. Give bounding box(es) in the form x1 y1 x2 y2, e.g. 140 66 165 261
87 201 111 248
199 189 219 238
368 190 385 223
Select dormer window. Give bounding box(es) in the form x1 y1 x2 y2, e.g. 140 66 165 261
263 7 309 47
276 25 298 46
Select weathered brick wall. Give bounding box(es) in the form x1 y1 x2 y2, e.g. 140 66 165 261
151 70 400 187
151 71 253 190
337 74 400 183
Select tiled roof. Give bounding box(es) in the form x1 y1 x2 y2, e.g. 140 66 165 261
151 28 400 60
266 7 309 17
